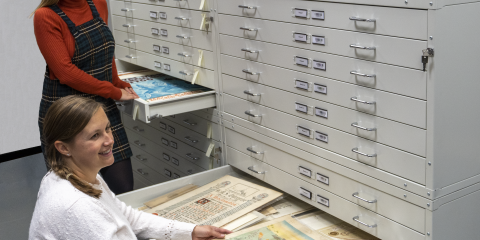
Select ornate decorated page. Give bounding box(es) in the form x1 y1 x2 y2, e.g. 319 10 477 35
146 175 283 227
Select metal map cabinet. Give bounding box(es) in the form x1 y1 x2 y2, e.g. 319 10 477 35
113 0 480 239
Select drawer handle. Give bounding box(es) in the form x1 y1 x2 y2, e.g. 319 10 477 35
121 8 134 12
350 97 376 105
245 110 262 118
349 17 376 22
350 44 376 50
238 5 257 9
122 24 134 28
353 216 377 228
352 192 377 203
350 71 376 78
134 140 146 147
351 122 376 132
178 52 192 57
247 147 264 154
176 35 191 39
241 48 259 53
186 153 199 160
243 90 262 96
175 16 189 20
184 136 199 143
242 69 261 75
133 126 144 132
135 155 147 161
137 169 148 175
183 119 197 126
179 70 193 76
240 27 258 31
124 39 137 43
125 55 137 59
352 148 377 158
248 166 265 174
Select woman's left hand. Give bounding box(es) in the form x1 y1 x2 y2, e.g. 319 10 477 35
124 87 139 98
192 225 232 240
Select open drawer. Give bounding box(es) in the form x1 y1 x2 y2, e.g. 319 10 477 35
117 71 217 123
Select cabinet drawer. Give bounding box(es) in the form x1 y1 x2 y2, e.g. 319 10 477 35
113 16 215 51
223 94 426 184
112 2 209 30
218 0 427 40
226 149 424 240
114 30 215 70
120 0 212 11
160 112 222 141
133 171 153 190
115 43 138 63
131 156 171 184
219 14 426 69
223 74 426 156
225 130 426 233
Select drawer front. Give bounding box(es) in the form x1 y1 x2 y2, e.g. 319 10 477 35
219 15 426 69
133 171 153 190
223 75 426 156
125 127 218 170
116 45 215 89
131 143 205 176
220 36 427 127
131 156 171 184
123 0 212 11
160 112 222 141
223 94 426 184
113 16 215 51
227 148 424 240
114 30 215 70
115 44 138 64
225 129 425 233
218 0 427 40
112 2 208 30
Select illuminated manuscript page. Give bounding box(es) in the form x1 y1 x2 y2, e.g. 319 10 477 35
146 175 283 227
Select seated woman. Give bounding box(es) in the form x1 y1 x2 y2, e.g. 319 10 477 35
29 95 231 239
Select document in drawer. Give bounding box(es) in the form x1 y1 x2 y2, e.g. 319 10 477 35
146 175 283 227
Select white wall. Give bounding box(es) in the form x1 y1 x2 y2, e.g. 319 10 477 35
0 1 45 154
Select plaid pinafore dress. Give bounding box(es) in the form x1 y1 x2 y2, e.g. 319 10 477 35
38 0 132 166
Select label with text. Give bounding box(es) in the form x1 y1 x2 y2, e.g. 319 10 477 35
164 169 172 177
293 8 308 18
316 173 329 185
317 195 330 207
160 29 168 36
299 187 312 199
150 11 159 19
312 35 326 45
295 79 310 91
161 138 169 146
153 45 161 52
299 166 312 178
297 126 311 137
293 33 308 43
151 28 160 35
154 61 162 68
164 64 171 71
295 102 308 114
315 131 328 143
313 60 326 71
162 47 170 54
163 153 170 161
314 84 327 94
315 107 328 118
311 10 325 20
159 12 167 19
172 157 179 166
294 56 309 67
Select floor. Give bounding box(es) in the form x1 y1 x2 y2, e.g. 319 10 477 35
0 153 47 239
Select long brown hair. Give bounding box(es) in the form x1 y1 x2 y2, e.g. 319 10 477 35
30 0 60 18
43 95 104 198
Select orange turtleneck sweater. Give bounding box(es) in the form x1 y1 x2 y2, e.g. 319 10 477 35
33 0 130 100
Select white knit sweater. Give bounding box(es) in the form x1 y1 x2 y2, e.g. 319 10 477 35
29 171 196 240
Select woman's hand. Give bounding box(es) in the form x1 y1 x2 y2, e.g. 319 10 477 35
124 87 139 98
119 88 139 101
192 225 232 240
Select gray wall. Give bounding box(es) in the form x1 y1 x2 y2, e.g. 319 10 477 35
0 1 45 154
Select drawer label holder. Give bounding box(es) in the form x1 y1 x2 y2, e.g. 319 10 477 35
153 44 161 52
293 32 310 43
172 157 180 166
162 47 170 54
159 12 167 19
294 79 312 91
295 102 313 115
173 173 180 179
163 153 170 161
161 138 169 146
312 35 326 45
297 125 313 138
159 122 167 130
293 8 309 18
150 11 159 19
315 107 328 118
313 60 326 71
154 61 162 68
314 131 329 143
170 141 178 149
294 56 311 68
164 64 171 71
299 187 312 199
316 173 330 185
160 29 168 36
317 194 330 207
299 166 312 178
164 169 172 177
311 10 325 20
168 125 175 134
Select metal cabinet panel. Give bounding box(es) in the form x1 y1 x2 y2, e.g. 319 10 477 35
115 43 138 64
219 14 427 69
133 171 152 190
225 129 426 233
217 0 428 40
119 0 212 11
223 94 426 184
222 74 426 156
131 156 171 184
113 15 215 51
160 112 222 141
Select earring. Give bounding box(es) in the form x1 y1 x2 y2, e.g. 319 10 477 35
67 154 71 156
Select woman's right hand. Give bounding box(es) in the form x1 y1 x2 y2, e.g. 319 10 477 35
119 88 139 101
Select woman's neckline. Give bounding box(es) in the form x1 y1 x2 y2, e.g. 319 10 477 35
58 0 88 9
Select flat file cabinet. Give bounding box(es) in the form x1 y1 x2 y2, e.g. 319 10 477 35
113 0 480 239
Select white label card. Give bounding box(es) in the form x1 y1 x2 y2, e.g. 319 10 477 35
316 173 329 185
312 35 326 45
161 138 169 146
154 61 162 68
313 60 326 71
163 153 170 161
150 11 158 19
293 33 308 43
164 64 171 71
170 141 177 149
297 126 311 137
299 166 312 178
294 8 308 18
164 169 172 177
160 29 168 36
314 84 327 94
311 10 325 20
315 131 328 143
162 47 170 54
159 122 167 130
299 187 312 199
294 56 309 67
153 45 161 52
295 80 310 91
151 28 160 35
315 107 328 118
172 157 179 166
317 195 330 207
295 103 308 114
159 12 167 19
174 173 180 179
168 126 175 134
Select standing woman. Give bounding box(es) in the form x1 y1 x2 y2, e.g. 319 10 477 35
32 0 137 194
